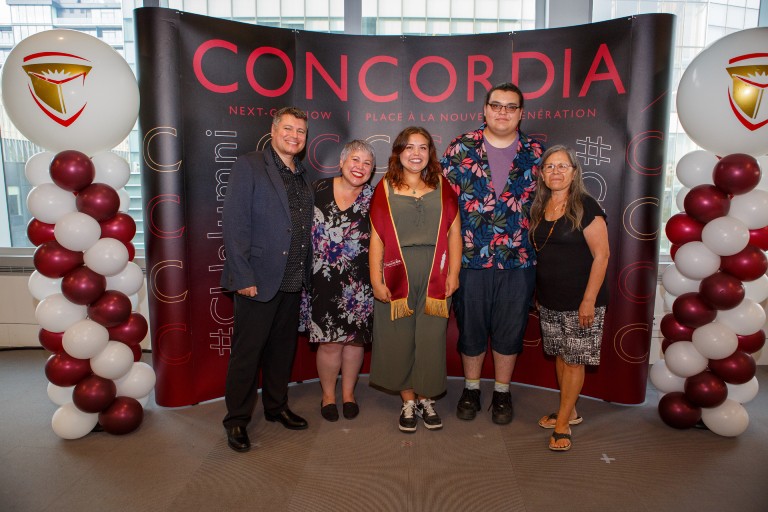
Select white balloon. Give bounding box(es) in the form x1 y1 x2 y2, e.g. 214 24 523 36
743 275 768 303
91 151 131 190
47 382 74 406
662 290 677 312
677 27 768 157
54 211 101 252
117 188 130 212
51 402 98 440
661 264 701 296
26 183 77 224
28 271 61 301
701 399 749 437
136 394 150 408
674 242 721 280
0 30 139 155
664 341 709 378
35 293 88 332
675 186 689 213
62 319 110 360
701 216 750 256
84 238 129 277
726 377 759 404
24 151 55 186
728 189 768 230
691 321 738 360
675 150 717 188
114 362 156 399
129 293 139 311
649 360 686 393
717 298 767 335
105 261 144 296
90 340 133 380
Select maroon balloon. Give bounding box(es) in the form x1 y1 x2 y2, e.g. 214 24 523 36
698 272 745 310
737 330 765 354
658 392 701 429
683 371 728 408
33 240 84 278
665 213 704 245
125 241 136 261
27 218 56 246
660 313 694 341
73 375 117 413
88 290 132 328
130 343 143 362
99 397 144 435
108 313 149 345
99 213 137 244
671 292 716 329
670 244 680 260
709 351 756 384
684 184 730 224
49 150 95 192
61 266 107 305
45 352 91 387
39 328 64 353
712 153 761 195
661 337 679 353
76 183 120 222
720 245 768 282
748 227 768 251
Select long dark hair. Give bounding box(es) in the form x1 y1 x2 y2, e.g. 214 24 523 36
384 126 441 190
530 145 591 236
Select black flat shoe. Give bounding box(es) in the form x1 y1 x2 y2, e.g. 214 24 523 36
321 402 339 422
342 401 359 419
265 408 309 430
226 425 251 452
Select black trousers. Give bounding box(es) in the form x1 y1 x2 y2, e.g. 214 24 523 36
223 291 300 428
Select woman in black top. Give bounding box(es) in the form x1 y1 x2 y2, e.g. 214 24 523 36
530 145 610 451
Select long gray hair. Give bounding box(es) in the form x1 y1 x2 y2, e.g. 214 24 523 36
530 145 591 237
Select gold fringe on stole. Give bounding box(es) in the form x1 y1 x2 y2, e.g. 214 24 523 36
390 298 414 321
425 297 449 318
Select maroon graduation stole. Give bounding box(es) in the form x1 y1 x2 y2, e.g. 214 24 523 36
370 176 459 320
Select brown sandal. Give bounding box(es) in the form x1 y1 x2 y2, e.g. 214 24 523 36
549 430 572 451
538 412 583 429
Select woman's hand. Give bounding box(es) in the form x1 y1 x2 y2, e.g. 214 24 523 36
578 299 595 328
445 273 459 297
373 282 392 303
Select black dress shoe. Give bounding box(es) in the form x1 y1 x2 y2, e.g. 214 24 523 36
226 425 251 452
265 408 309 430
342 401 359 419
321 402 339 422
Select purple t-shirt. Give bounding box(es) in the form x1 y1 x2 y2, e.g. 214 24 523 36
486 136 518 197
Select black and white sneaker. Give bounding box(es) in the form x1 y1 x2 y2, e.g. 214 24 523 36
417 398 443 430
399 400 417 433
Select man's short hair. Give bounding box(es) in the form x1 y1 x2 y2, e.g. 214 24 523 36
273 106 308 126
484 82 525 109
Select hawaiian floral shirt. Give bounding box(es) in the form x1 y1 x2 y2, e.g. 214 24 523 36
441 125 544 269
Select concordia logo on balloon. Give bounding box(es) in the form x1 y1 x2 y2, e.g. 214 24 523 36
22 51 92 127
726 52 768 131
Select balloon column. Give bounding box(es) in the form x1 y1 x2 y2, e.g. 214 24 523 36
1 30 154 439
652 27 768 437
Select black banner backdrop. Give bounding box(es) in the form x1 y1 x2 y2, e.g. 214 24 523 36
135 7 674 407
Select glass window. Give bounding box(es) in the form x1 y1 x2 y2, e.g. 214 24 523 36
451 0 474 17
209 1 232 18
403 19 427 34
257 0 280 17
379 1 402 17
233 0 257 18
281 0 305 17
475 0 499 19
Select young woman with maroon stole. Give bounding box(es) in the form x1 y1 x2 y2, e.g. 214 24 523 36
368 126 461 433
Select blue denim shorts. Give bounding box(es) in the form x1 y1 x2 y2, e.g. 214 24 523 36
453 267 536 356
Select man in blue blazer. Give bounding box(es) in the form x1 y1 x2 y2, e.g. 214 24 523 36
220 106 313 452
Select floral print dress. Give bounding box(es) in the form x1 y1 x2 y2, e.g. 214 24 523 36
306 177 374 345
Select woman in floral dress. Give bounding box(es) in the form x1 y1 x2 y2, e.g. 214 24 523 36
308 140 375 422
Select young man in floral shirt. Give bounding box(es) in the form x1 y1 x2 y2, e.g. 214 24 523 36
440 82 545 424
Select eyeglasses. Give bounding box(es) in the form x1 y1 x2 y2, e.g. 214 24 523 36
487 102 521 113
542 163 574 174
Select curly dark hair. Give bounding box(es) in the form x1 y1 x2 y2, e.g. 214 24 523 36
384 126 441 190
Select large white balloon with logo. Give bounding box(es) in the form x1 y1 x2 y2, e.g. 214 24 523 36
677 27 768 157
0 29 139 156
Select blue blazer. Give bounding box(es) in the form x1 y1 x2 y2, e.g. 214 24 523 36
220 149 312 302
